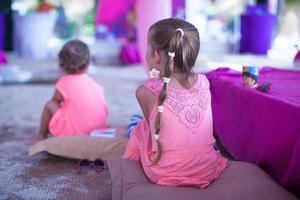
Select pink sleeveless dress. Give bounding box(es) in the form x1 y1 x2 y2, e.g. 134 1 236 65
124 73 228 188
49 73 108 136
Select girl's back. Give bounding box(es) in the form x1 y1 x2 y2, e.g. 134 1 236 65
53 73 108 135
131 73 227 188
143 73 215 152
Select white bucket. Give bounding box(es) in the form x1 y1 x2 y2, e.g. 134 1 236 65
14 12 56 59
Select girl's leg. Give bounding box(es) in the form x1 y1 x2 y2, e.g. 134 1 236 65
38 99 60 140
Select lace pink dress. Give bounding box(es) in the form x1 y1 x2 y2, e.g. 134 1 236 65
124 73 228 188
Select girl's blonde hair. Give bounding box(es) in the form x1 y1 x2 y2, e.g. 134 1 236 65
148 18 200 164
59 39 90 74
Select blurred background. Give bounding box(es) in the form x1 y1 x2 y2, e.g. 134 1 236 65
0 0 299 72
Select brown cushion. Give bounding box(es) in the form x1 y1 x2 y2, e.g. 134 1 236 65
29 126 128 160
107 159 298 200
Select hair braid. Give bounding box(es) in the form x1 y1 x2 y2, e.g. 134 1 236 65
151 31 181 165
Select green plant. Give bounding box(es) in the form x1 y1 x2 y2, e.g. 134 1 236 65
287 0 298 4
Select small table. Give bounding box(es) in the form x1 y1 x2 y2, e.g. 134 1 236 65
206 67 300 196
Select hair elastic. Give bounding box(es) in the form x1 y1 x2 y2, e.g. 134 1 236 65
168 51 175 58
154 133 159 140
158 105 164 113
149 68 160 79
176 28 184 37
163 77 171 83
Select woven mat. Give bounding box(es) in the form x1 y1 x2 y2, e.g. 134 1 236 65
0 126 112 200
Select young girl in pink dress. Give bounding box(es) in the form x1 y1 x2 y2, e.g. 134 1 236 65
37 40 108 140
124 18 228 188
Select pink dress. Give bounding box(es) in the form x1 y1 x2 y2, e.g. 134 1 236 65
124 73 228 188
49 73 108 136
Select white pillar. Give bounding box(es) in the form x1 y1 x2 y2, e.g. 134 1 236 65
137 0 172 70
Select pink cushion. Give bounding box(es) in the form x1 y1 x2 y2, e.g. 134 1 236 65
107 159 298 200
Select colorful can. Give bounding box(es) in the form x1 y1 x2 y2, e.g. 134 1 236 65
242 66 259 88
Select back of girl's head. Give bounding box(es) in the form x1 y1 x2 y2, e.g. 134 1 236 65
59 39 90 74
148 18 200 73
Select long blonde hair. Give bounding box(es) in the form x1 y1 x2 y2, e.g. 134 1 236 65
148 18 200 164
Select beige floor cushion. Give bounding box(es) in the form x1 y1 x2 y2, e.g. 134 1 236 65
29 135 128 160
107 159 298 200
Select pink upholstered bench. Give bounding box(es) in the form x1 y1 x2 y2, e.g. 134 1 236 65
107 159 298 200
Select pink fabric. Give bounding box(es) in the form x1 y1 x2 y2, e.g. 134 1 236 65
49 73 108 136
206 67 300 196
124 73 228 188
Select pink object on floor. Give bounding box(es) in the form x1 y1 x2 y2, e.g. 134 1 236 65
0 50 8 65
124 74 228 188
119 42 141 64
294 51 300 63
49 73 109 136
